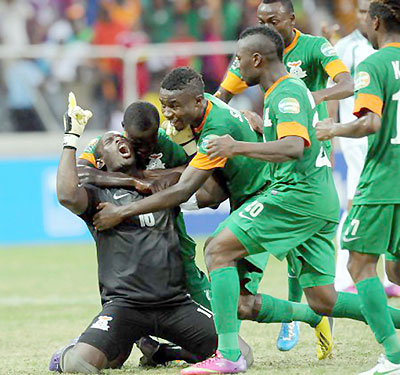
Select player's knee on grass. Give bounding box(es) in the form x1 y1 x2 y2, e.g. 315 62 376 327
61 343 107 373
304 284 337 316
347 252 379 283
386 261 400 286
237 293 259 320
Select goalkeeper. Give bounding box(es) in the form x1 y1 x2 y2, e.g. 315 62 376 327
52 93 248 373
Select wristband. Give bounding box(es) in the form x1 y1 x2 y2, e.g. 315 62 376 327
63 133 79 149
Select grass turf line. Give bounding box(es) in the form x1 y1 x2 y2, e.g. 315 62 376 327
0 241 396 375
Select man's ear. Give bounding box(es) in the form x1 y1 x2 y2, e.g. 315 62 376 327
96 159 105 170
373 15 380 31
195 94 204 105
253 52 263 67
290 12 296 27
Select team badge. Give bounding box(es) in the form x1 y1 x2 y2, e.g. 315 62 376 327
355 71 370 91
278 98 300 114
90 316 113 331
287 61 307 79
321 42 336 57
231 57 240 71
146 153 165 170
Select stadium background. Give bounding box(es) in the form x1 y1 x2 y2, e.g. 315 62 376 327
2 2 396 374
0 0 354 246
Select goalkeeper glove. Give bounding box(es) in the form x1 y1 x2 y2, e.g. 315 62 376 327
160 120 197 157
63 92 93 149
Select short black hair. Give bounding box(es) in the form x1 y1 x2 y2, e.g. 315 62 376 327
161 67 205 96
122 101 160 132
370 0 400 32
262 0 294 13
239 25 284 62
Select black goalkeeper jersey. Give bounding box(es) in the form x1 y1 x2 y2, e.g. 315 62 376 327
80 185 190 308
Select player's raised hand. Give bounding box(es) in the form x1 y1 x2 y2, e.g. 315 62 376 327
93 202 124 231
316 118 335 141
207 134 237 159
63 92 93 149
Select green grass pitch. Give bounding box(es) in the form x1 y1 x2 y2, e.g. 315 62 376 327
1 240 397 375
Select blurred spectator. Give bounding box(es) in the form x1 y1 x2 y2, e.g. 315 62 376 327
4 59 46 131
142 0 174 43
0 0 34 46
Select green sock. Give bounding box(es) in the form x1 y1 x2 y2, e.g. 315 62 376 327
332 291 400 329
210 267 241 362
356 277 400 364
288 267 303 303
256 294 321 327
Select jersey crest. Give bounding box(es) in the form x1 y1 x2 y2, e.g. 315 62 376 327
146 153 165 170
287 60 307 79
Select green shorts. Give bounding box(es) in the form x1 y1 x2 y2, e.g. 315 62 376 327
176 213 210 295
342 204 400 260
213 218 269 295
223 193 337 288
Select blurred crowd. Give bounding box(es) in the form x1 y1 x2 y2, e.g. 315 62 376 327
0 0 357 132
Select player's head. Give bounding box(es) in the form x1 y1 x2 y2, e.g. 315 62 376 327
367 0 400 48
122 101 160 162
357 0 372 37
237 26 285 86
257 0 295 45
95 131 135 172
159 67 205 130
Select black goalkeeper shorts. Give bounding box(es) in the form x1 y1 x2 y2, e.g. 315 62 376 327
78 300 217 362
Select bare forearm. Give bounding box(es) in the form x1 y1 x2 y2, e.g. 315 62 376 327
330 112 380 138
57 149 87 213
232 137 303 162
314 81 353 102
214 87 234 103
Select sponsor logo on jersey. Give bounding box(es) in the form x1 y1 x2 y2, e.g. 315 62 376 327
355 71 370 91
321 42 336 57
287 60 307 79
278 98 300 114
146 153 165 170
90 315 113 331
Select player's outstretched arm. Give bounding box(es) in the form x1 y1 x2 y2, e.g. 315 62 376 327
312 72 354 105
207 134 304 163
93 166 213 231
57 92 93 215
316 111 381 141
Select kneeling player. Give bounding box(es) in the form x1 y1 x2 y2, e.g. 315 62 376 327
50 95 221 373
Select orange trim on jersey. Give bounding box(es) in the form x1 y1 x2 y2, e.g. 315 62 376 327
193 101 213 134
383 42 400 49
284 29 301 55
189 152 227 170
78 152 97 167
277 122 311 147
324 59 350 80
264 75 291 100
220 71 249 95
354 93 383 117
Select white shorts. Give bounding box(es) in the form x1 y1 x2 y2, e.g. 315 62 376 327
339 137 368 200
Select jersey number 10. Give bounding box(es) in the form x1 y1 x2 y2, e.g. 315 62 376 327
139 213 155 227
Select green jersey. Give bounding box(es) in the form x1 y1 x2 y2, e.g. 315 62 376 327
79 128 189 169
221 29 349 121
189 93 270 210
352 43 400 205
262 75 339 222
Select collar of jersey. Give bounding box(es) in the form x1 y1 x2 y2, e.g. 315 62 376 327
194 100 213 134
284 29 301 55
383 42 400 49
264 74 292 100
